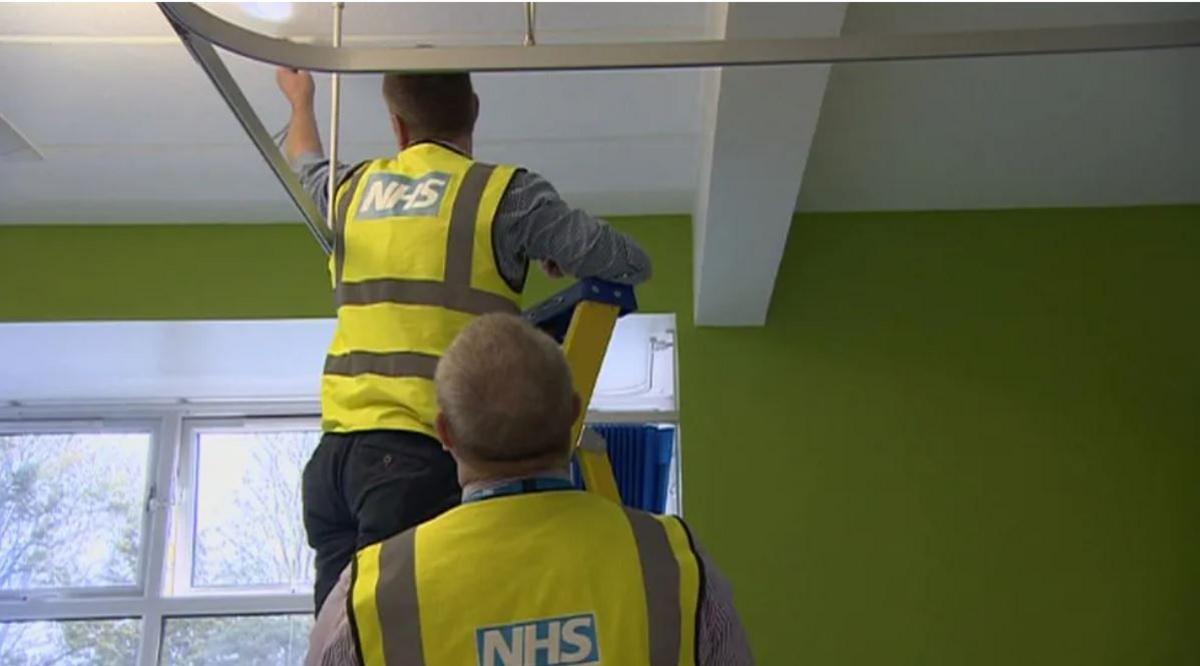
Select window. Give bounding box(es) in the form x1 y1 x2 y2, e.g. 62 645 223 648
0 411 315 666
177 424 320 592
159 614 312 665
0 383 678 660
0 428 152 592
0 619 140 665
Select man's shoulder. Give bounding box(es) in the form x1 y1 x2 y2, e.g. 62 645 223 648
494 167 558 206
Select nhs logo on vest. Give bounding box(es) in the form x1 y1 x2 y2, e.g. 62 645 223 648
356 171 451 219
475 613 599 666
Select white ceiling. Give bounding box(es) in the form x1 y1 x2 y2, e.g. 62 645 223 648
799 3 1200 212
0 2 710 222
0 2 1196 226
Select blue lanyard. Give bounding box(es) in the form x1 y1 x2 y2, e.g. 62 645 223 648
462 477 576 503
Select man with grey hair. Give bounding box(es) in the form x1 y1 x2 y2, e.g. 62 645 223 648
307 314 753 666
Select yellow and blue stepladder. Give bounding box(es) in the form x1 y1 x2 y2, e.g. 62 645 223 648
522 278 637 504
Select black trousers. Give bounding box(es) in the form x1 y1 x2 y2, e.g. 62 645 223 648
302 429 460 613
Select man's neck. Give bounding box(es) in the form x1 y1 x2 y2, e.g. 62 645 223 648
403 136 472 157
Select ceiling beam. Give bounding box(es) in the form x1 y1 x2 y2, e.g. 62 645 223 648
692 3 846 326
159 3 1200 72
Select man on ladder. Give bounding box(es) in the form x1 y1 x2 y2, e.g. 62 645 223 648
275 68 653 613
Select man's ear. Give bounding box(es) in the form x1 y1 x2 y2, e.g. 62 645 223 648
570 393 582 425
390 113 409 149
435 412 455 452
471 93 481 125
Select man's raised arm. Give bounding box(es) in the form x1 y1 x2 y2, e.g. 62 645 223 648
275 68 360 226
277 68 323 162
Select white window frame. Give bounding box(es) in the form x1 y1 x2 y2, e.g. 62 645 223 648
172 416 322 599
0 418 160 603
0 402 317 666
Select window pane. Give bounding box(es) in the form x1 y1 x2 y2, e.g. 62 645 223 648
160 615 312 665
0 432 149 590
192 430 319 589
0 619 140 665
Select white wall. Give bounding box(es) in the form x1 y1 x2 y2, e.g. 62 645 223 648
0 315 676 414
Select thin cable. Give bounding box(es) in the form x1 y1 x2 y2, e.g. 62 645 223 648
327 2 345 230
524 2 536 46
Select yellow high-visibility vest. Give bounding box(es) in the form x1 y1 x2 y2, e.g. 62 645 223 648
350 490 702 666
322 143 524 435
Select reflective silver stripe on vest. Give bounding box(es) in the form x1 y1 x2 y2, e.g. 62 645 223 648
336 279 520 315
443 163 493 289
624 508 683 666
333 163 370 287
323 351 439 379
375 528 426 666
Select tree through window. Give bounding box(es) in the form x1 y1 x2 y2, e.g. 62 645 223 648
0 432 149 592
190 429 319 590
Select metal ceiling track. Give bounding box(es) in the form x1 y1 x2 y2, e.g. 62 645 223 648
163 12 333 253
157 1 1200 254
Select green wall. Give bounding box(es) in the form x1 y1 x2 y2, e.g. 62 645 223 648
1 224 332 321
681 206 1199 665
0 219 684 321
2 206 1197 664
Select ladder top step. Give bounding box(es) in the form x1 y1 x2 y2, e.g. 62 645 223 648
522 278 639 342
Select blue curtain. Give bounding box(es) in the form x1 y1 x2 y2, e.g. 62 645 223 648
571 424 675 513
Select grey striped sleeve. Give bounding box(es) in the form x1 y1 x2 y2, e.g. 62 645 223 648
306 567 358 666
318 631 359 666
291 152 360 228
493 169 653 287
696 548 756 666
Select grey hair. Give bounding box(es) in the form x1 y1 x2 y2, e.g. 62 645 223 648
435 314 576 464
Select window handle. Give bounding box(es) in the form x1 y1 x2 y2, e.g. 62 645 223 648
145 483 173 513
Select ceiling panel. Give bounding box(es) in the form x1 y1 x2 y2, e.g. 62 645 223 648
198 2 712 44
0 43 254 145
843 2 1200 33
1 3 1196 225
0 2 712 42
799 5 1200 212
0 2 706 224
224 54 706 145
0 44 701 147
0 3 173 37
0 133 695 223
